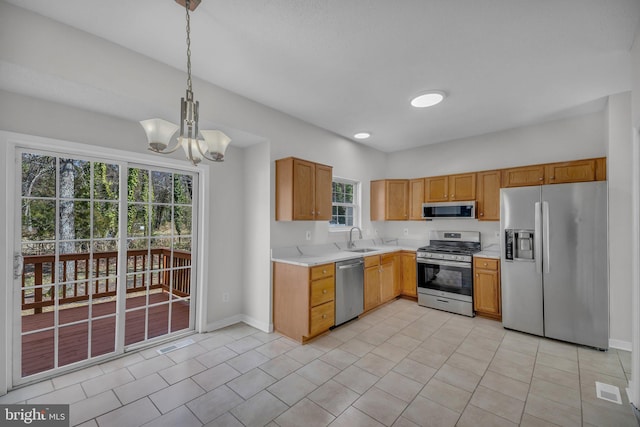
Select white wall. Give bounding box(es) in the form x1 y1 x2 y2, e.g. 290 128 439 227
243 142 272 331
384 112 607 248
607 92 633 349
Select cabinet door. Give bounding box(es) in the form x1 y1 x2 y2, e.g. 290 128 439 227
364 266 381 311
292 159 316 220
386 180 409 220
425 176 449 202
545 160 595 185
476 170 500 221
408 178 425 220
474 269 500 317
449 173 476 201
380 257 395 302
370 180 386 221
314 164 333 220
501 165 545 188
401 252 417 297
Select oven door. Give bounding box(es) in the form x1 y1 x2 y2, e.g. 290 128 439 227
417 258 473 297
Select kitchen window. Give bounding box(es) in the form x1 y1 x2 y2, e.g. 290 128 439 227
330 178 359 230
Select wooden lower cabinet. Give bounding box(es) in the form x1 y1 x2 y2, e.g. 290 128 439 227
364 253 400 312
400 251 417 297
473 257 501 320
364 258 381 312
273 262 335 342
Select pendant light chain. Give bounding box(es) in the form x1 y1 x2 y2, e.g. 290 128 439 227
185 0 192 94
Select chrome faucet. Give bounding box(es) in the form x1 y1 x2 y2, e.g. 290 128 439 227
348 226 363 249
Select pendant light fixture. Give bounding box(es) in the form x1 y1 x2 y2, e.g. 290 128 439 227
140 0 231 165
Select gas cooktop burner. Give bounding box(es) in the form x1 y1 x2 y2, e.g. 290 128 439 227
418 245 481 255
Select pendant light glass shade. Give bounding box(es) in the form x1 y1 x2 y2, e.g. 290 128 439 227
200 130 231 162
178 136 205 164
140 119 179 151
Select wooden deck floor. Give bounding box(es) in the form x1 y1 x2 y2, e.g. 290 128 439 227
21 292 190 377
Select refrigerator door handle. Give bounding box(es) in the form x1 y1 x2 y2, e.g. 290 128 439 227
543 201 550 273
534 202 542 274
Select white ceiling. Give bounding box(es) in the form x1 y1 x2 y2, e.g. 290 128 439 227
4 0 640 152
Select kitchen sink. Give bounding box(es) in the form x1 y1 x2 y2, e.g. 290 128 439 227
347 248 378 253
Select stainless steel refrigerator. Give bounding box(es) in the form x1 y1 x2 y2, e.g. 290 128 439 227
500 181 608 349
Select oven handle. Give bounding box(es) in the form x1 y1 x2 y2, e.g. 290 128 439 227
417 258 471 269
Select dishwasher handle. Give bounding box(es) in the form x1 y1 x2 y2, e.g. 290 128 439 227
337 260 364 270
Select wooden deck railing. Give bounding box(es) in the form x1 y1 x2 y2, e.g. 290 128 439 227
21 248 191 313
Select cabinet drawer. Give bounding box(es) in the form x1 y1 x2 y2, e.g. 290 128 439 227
310 263 334 281
474 257 499 271
310 277 335 306
309 301 335 336
364 256 380 268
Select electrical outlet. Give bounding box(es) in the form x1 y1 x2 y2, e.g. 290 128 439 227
306 230 311 240
403 228 409 236
223 292 229 302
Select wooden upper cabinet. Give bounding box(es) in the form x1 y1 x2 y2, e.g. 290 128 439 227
476 170 501 221
408 178 425 220
370 179 409 221
425 173 475 202
595 157 606 181
449 173 476 201
275 157 332 221
425 176 448 202
545 159 595 185
292 159 315 220
501 165 545 188
314 164 333 220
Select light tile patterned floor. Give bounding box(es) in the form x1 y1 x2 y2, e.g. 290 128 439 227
0 298 636 426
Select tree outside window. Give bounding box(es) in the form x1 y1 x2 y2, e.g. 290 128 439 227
330 178 359 229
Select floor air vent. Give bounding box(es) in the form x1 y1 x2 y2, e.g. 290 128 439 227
156 338 195 355
595 381 623 404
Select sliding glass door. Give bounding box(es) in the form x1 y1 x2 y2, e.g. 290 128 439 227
16 149 197 381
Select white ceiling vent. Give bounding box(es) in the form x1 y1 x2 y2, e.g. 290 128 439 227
156 338 195 355
595 381 623 405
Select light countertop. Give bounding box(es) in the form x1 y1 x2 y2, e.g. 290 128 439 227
271 238 423 267
474 244 501 259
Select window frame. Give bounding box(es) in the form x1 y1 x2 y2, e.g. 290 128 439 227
329 177 360 231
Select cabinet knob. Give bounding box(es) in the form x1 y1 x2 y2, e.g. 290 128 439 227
480 213 484 216
322 314 327 319
539 177 543 181
550 176 555 180
483 262 488 267
323 289 327 294
322 269 326 274
476 273 479 277
451 194 455 198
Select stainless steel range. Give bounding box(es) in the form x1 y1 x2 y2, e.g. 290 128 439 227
417 231 481 317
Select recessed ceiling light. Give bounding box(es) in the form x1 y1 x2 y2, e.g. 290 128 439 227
410 91 446 108
354 132 371 140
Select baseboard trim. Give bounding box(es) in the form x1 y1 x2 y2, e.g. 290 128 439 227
206 314 272 334
609 339 632 351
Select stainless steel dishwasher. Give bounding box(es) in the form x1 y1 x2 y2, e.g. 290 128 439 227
334 258 364 326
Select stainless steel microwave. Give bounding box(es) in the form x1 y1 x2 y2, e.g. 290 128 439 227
422 201 476 220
